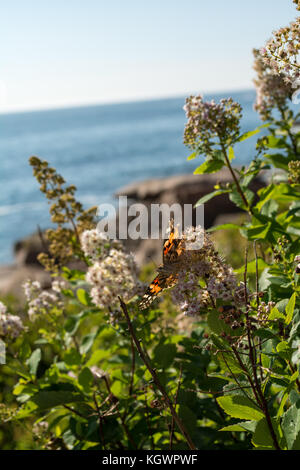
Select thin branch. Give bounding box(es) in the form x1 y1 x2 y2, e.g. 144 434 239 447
129 336 136 397
93 392 106 449
220 351 259 409
242 248 281 450
220 142 253 215
144 388 155 450
119 297 197 450
254 240 264 383
170 365 183 450
63 404 87 420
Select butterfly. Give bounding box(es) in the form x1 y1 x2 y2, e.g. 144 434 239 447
139 220 185 310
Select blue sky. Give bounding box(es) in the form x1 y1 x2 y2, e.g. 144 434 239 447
0 0 298 112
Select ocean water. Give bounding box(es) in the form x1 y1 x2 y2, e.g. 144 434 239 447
0 89 262 264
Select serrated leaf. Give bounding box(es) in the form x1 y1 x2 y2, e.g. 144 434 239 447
217 395 264 421
285 293 296 325
220 420 257 433
219 424 246 432
31 390 86 411
252 417 284 449
194 189 229 207
282 402 300 450
26 349 41 377
193 158 224 175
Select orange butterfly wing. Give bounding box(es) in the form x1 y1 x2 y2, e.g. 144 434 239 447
139 221 184 310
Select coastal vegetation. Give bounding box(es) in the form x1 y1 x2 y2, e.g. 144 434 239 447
0 0 300 450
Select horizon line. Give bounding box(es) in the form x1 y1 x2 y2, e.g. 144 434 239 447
0 86 256 116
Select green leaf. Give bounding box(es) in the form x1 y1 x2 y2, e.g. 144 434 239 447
265 135 286 149
153 343 176 369
220 420 257 433
238 124 268 142
194 189 229 207
229 188 254 211
79 331 99 355
269 307 285 321
86 349 111 367
178 404 197 436
26 349 41 377
263 153 290 170
76 288 91 306
276 298 289 313
19 341 32 361
64 348 82 366
219 424 246 432
282 402 300 450
255 184 276 211
187 151 198 161
235 258 269 275
290 389 300 405
216 395 264 421
207 223 241 232
228 146 235 161
256 184 300 212
276 341 292 361
245 222 272 241
253 328 276 341
193 158 224 175
31 391 85 411
78 367 94 392
285 292 296 325
252 417 284 449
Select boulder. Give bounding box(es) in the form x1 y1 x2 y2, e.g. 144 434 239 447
0 264 51 300
14 230 50 267
115 169 265 264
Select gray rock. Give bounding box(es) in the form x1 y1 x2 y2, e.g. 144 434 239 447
115 169 265 264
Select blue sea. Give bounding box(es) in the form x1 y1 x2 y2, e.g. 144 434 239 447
0 89 262 264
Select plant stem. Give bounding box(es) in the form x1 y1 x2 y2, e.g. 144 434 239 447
119 297 197 450
220 142 253 215
170 364 182 450
129 337 136 397
93 392 106 449
242 249 281 450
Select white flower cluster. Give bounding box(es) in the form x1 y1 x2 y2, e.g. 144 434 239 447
23 280 63 320
172 226 243 316
33 420 49 436
261 18 300 85
0 301 24 339
81 228 139 309
253 48 293 120
51 278 68 293
86 247 138 309
183 95 242 156
81 229 122 262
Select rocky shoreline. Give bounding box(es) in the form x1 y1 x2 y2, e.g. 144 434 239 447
0 169 266 299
